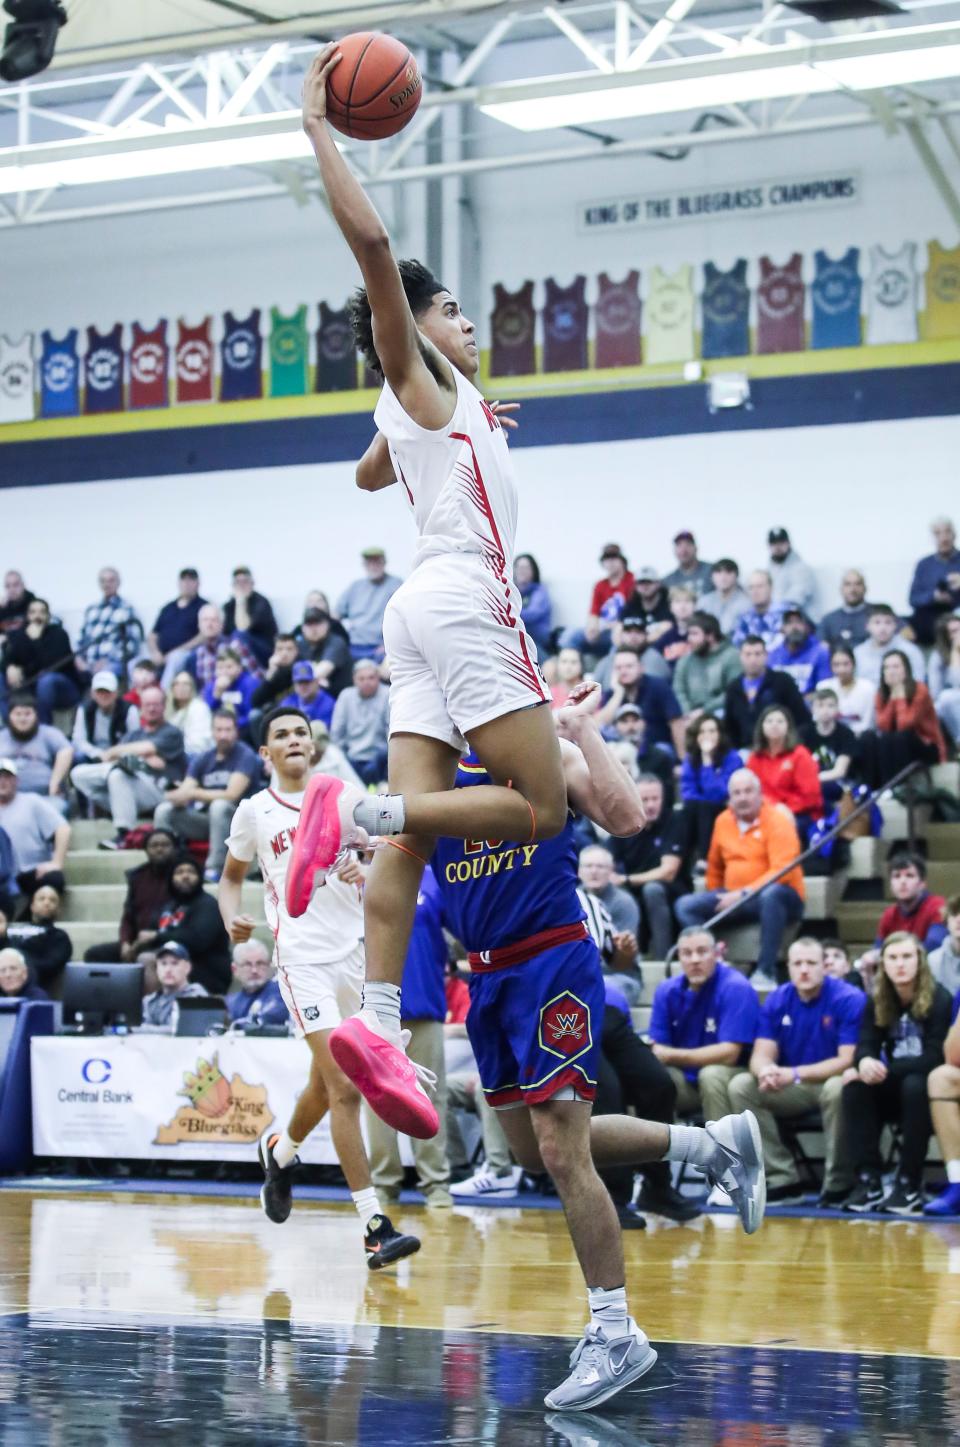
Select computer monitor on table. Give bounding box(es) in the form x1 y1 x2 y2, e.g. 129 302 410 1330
61 963 143 1032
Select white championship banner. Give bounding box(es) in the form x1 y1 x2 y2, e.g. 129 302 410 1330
31 1034 427 1165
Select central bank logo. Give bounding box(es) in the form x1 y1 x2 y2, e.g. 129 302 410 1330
82 1058 111 1084
154 1051 273 1145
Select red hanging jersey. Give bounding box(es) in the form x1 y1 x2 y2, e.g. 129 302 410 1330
595 271 641 368
175 318 214 403
130 320 169 409
757 254 805 354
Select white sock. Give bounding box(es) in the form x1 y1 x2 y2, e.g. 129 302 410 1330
353 793 406 837
352 1186 382 1230
587 1285 629 1340
947 1160 960 1184
665 1123 713 1170
363 980 402 1031
272 1128 302 1170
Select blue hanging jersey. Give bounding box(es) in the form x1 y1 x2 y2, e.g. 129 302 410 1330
84 322 124 413
40 329 80 417
700 259 749 358
811 248 861 350
220 309 263 400
431 756 586 953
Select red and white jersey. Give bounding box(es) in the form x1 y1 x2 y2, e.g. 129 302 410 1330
374 365 518 574
227 786 363 968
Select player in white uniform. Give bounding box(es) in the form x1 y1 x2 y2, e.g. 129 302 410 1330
287 48 579 1142
218 705 421 1270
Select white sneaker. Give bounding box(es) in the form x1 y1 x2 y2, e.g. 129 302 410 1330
706 1184 732 1208
543 1319 658 1411
750 971 778 993
703 1110 767 1234
450 1166 522 1199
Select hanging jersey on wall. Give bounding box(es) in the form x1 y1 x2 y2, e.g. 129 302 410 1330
864 244 918 345
175 319 214 404
542 275 588 372
757 254 805 354
922 242 960 340
83 323 124 413
40 330 80 418
316 303 358 393
220 309 263 401
595 271 641 368
0 334 35 423
129 320 169 409
811 248 861 350
645 265 694 364
269 305 308 396
701 260 749 359
490 281 536 376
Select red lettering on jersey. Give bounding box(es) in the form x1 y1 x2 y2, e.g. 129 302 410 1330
479 399 501 433
271 830 288 859
466 836 507 856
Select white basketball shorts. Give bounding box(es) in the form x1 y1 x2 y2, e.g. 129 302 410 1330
382 553 549 751
274 942 365 1037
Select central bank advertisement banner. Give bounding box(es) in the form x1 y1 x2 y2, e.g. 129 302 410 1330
30 1034 418 1165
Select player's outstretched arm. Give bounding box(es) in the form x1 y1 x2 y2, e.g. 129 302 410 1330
356 433 397 492
303 45 453 427
219 851 256 943
556 683 646 836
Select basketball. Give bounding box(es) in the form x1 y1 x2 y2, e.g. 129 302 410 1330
325 32 423 141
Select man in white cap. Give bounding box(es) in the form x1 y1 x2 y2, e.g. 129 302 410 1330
71 669 139 763
0 758 71 900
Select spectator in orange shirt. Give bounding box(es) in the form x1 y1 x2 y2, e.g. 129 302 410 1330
675 768 805 991
747 705 823 843
858 649 947 790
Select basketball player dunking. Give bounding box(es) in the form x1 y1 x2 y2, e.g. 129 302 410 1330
218 706 420 1271
430 681 765 1411
285 45 575 1142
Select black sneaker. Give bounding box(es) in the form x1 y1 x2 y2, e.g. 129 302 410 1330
880 1179 924 1216
616 1203 648 1231
98 831 127 852
636 1179 702 1223
767 1183 805 1206
257 1131 298 1224
364 1213 421 1271
818 1187 853 1208
843 1176 884 1213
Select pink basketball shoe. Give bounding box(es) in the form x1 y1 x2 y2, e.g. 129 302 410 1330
330 1011 440 1140
285 774 369 918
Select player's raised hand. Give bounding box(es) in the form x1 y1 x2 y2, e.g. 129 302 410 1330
336 854 368 889
554 680 601 739
302 44 342 131
488 400 520 431
228 913 257 944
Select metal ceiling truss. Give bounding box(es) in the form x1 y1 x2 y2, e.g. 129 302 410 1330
0 0 958 225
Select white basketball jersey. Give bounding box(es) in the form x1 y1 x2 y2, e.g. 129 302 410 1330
865 244 918 345
227 786 364 968
0 334 35 422
374 365 518 573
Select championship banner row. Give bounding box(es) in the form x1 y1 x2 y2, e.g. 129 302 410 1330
1 240 959 424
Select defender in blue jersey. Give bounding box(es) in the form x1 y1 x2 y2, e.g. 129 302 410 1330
427 682 767 1412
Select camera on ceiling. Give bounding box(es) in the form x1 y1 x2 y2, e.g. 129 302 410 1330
0 0 68 84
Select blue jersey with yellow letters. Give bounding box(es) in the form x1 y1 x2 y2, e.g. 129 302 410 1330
431 756 586 951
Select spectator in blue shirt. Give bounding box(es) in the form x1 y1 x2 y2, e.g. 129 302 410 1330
649 926 759 1127
335 547 403 662
767 608 833 697
908 516 960 645
513 553 553 657
728 937 867 1207
732 571 788 650
364 865 452 1208
596 648 685 755
202 647 258 733
147 568 209 686
154 710 259 882
227 939 287 1027
679 714 741 867
277 661 335 728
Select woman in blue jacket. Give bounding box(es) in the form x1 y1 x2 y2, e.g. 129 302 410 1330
513 554 553 659
680 714 741 866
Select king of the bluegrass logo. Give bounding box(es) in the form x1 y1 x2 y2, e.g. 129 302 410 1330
154 1051 273 1145
539 991 592 1061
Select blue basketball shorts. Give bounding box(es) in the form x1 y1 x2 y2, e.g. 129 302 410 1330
465 938 605 1108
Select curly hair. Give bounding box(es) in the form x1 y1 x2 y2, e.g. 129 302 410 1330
874 931 937 1029
348 258 447 377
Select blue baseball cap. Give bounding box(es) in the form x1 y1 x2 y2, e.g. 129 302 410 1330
292 661 315 682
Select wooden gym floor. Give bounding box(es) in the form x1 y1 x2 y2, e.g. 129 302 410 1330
1 1187 959 1444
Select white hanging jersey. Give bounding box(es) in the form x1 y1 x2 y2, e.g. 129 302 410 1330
865 244 918 345
0 334 35 423
373 365 518 574
226 785 363 968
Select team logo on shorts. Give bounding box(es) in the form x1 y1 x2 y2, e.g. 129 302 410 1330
539 991 592 1061
303 1005 320 1022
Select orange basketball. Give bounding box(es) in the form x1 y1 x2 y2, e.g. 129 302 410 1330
326 32 423 141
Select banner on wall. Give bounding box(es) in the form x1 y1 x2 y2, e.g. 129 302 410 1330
578 172 860 232
30 1034 425 1165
